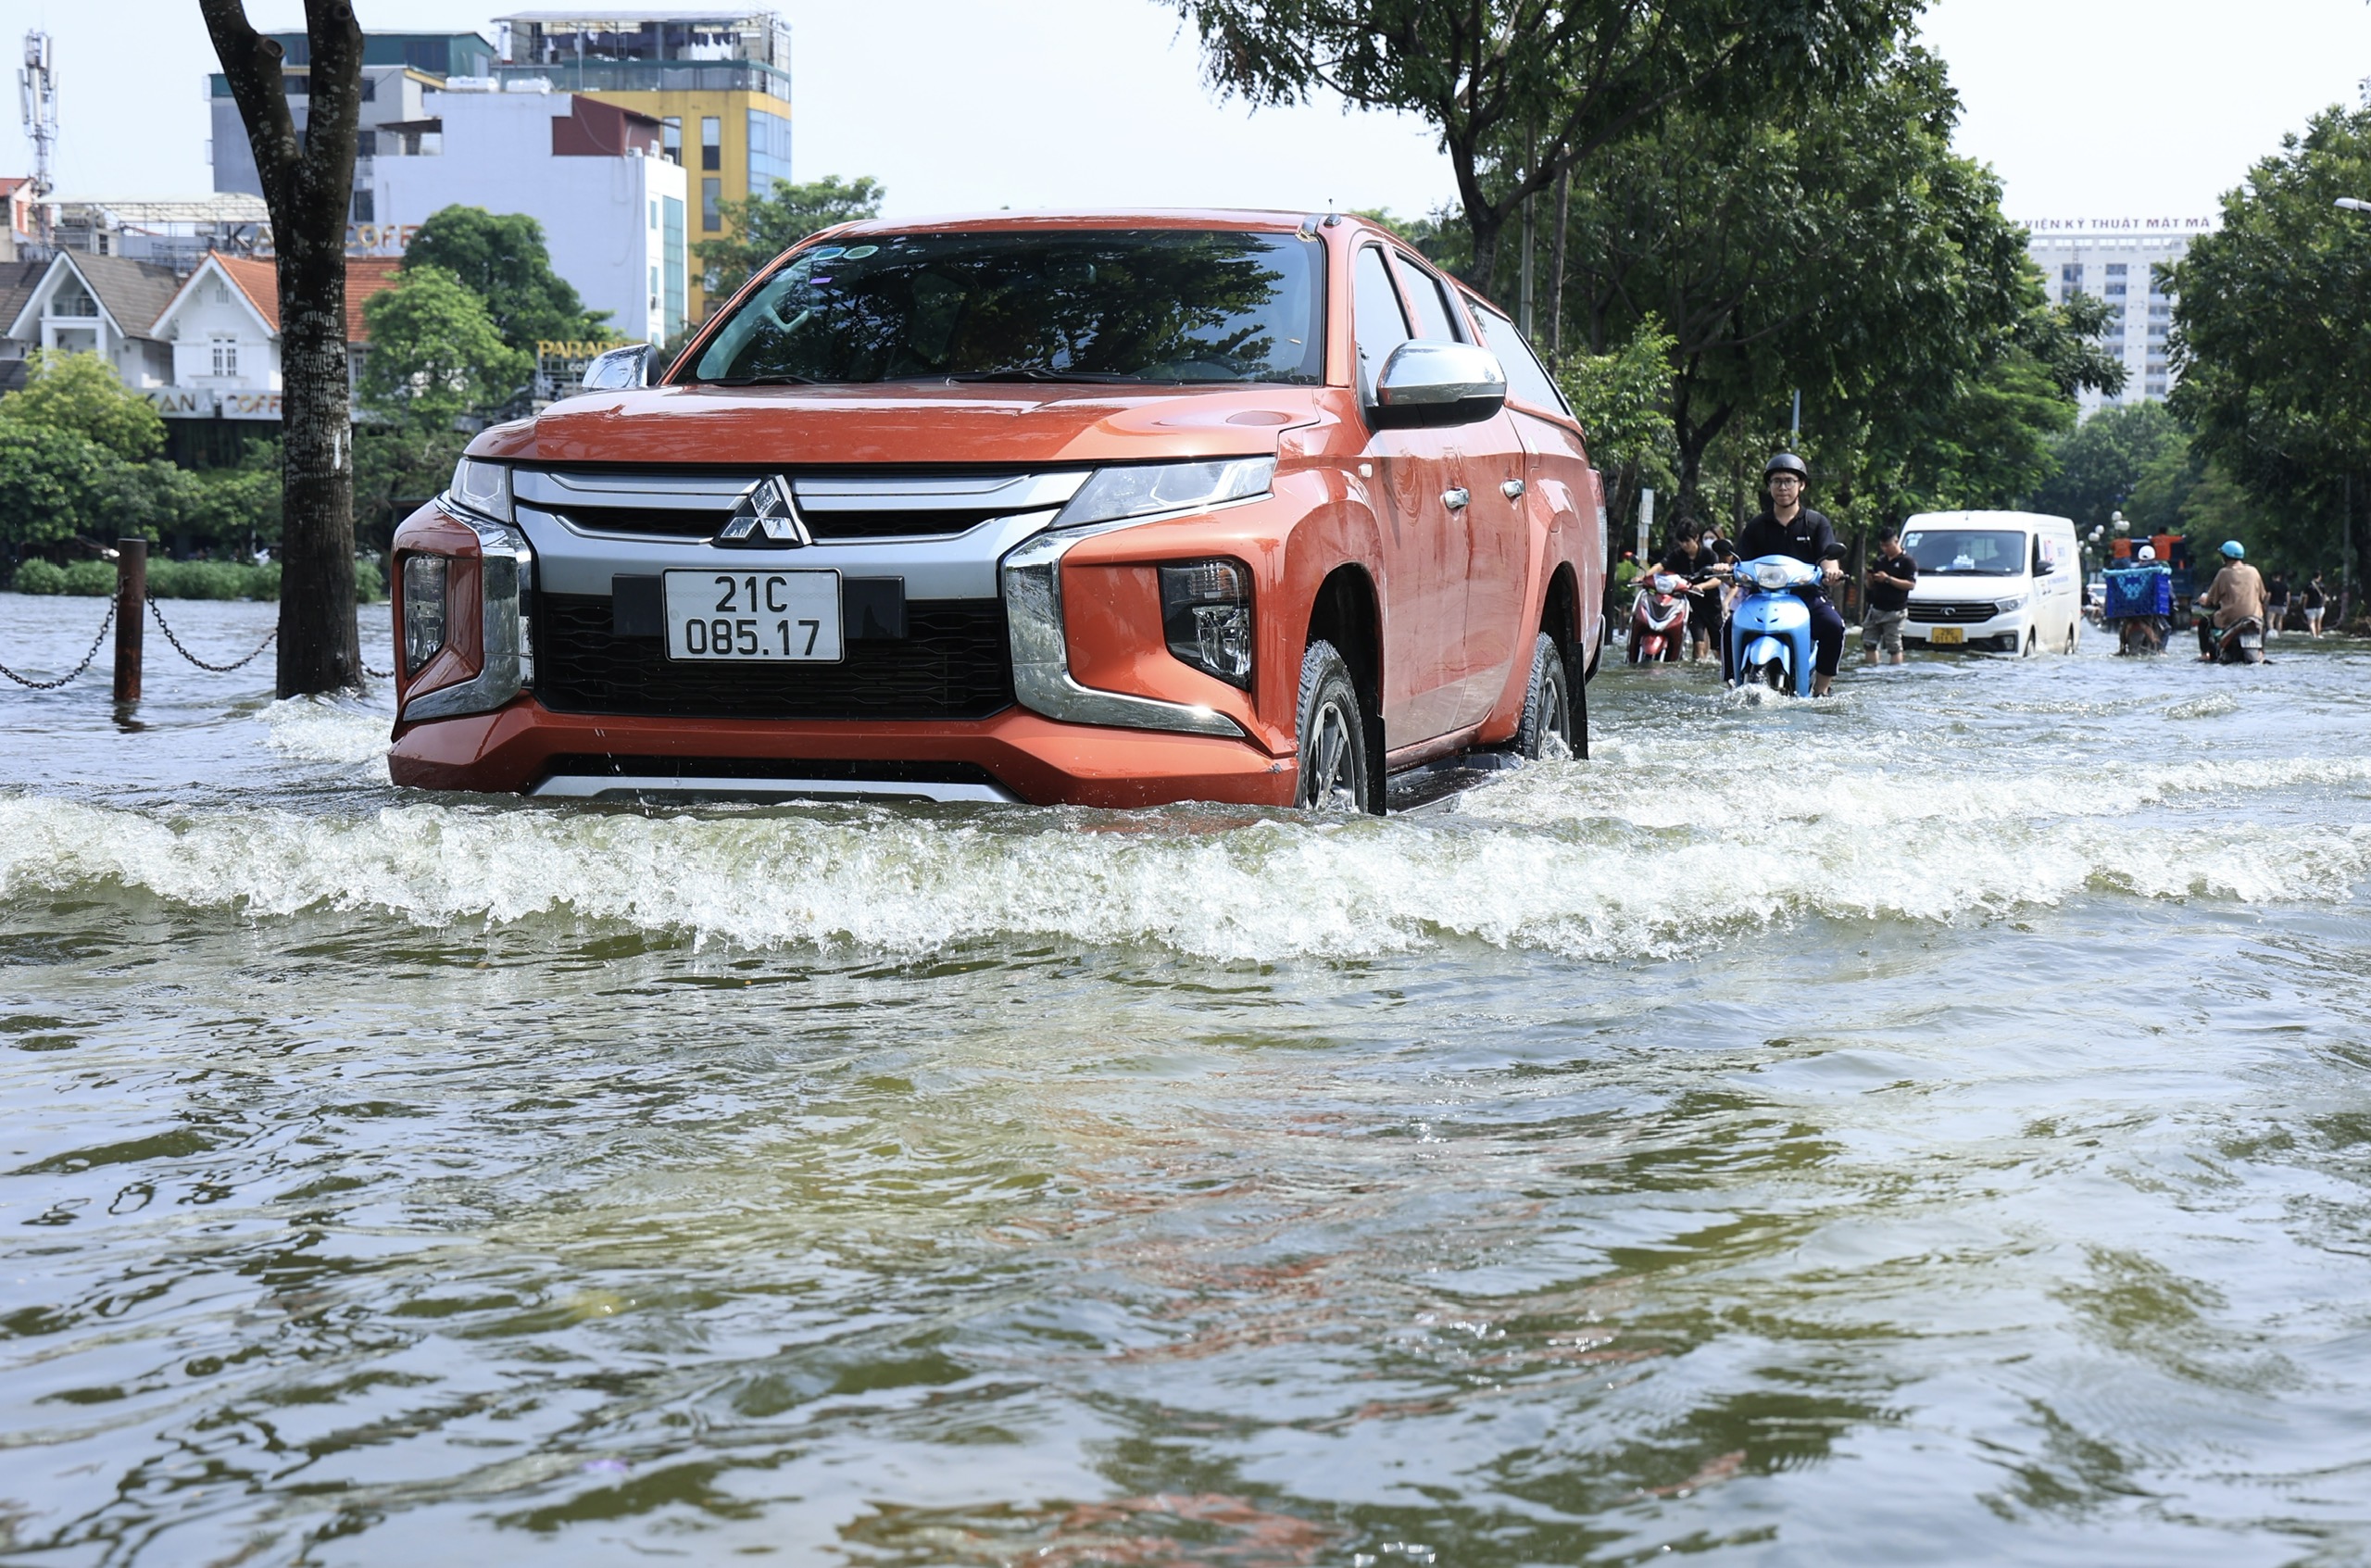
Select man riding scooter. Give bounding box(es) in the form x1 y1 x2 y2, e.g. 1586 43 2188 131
1724 454 1848 695
2194 539 2268 663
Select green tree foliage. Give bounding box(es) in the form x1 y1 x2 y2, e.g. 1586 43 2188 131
354 424 475 546
2029 402 2183 532
1 349 166 461
696 175 885 303
2168 104 2371 584
1170 0 1914 295
0 420 122 547
1549 45 2076 527
1558 316 1676 542
358 265 534 431
401 206 611 351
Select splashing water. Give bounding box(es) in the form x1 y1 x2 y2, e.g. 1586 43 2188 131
4 594 2371 1565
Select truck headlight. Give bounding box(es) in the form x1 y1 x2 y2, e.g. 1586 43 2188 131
1160 558 1253 686
1994 595 2028 614
402 555 448 672
448 458 512 522
1053 458 1273 530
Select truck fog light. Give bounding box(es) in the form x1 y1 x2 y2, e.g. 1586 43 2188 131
403 555 449 673
1160 559 1253 687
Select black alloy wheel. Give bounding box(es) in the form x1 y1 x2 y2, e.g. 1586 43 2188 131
1514 632 1577 759
1295 640 1373 813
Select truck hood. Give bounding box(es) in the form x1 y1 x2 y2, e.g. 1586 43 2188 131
471 382 1326 468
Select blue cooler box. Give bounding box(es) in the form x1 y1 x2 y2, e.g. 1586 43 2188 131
2104 567 2172 619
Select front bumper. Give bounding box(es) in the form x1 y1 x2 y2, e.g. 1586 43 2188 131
1905 608 2026 646
387 697 1298 809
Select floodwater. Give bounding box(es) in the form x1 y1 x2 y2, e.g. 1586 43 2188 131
3 589 2370 1567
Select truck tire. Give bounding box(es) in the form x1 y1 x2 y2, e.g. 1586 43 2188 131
1514 632 1576 759
1295 640 1373 813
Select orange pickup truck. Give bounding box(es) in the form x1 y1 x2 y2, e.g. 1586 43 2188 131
387 210 1605 809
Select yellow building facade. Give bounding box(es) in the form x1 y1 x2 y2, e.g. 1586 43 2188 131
575 84 791 327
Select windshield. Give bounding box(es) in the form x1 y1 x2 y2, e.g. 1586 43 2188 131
1901 528 2027 576
687 229 1324 386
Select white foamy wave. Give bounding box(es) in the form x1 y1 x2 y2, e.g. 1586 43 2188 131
2 784 2365 961
261 696 395 780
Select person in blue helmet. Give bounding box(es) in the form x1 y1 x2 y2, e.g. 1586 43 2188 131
2194 539 2266 660
1727 453 1847 694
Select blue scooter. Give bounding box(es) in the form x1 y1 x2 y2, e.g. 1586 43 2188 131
1725 554 1822 696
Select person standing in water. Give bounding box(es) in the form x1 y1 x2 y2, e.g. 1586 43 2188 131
1729 454 1847 695
2303 571 2327 636
1863 527 1917 665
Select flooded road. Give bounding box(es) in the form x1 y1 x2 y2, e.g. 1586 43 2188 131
4 591 2369 1565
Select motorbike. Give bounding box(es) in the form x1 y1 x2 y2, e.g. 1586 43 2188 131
1725 554 1821 696
2206 615 2267 665
2116 616 2169 656
1627 571 1691 664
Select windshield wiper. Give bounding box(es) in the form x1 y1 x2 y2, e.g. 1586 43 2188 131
942 368 1152 384
704 373 817 387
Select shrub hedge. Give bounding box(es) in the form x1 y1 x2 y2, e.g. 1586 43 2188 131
7 557 384 601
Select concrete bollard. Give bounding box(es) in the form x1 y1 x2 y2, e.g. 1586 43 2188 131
113 538 145 705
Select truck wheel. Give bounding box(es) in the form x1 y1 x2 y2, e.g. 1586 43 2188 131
1295 640 1372 813
1514 632 1575 759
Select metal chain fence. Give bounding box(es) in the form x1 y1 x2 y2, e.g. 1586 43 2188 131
0 598 117 689
3 590 392 687
147 597 278 673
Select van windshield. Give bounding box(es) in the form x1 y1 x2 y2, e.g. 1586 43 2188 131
1901 528 2026 576
686 230 1325 386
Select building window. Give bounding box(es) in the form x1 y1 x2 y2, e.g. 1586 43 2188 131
648 199 658 231
357 130 377 157
2104 282 2126 296
747 107 791 194
662 117 682 165
211 336 238 377
351 186 374 222
359 74 376 102
46 281 96 317
662 194 686 339
700 116 721 171
702 177 721 232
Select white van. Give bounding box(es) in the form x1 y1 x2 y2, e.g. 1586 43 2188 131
1897 510 2084 656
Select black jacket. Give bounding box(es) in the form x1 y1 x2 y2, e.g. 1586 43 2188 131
1735 508 1842 567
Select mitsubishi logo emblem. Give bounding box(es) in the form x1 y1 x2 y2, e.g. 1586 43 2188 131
712 475 810 547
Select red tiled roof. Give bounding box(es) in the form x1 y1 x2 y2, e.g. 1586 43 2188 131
214 254 280 332
344 257 405 344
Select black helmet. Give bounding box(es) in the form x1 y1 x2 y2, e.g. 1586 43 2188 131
1764 453 1809 483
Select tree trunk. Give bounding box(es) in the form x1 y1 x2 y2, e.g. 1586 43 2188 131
201 0 364 696
1546 167 1572 362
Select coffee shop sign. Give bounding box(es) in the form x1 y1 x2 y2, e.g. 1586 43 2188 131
2022 217 2220 234
142 388 282 420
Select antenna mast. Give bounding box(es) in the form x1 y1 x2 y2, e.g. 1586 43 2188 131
19 30 57 246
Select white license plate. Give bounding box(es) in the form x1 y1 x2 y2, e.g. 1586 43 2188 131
664 570 842 662
1929 625 1964 646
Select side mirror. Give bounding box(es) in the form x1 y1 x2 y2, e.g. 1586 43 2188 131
1371 341 1507 430
581 342 653 392
2034 557 2055 575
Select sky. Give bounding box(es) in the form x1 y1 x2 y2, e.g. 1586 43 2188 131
7 0 2371 228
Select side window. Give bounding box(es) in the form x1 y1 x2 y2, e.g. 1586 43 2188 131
1395 253 1461 341
1470 303 1571 417
1353 245 1411 391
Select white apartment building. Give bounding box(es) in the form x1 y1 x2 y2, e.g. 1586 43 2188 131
2025 218 2216 415
364 82 688 345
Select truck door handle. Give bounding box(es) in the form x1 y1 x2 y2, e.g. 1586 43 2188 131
1442 487 1470 511
1501 480 1525 500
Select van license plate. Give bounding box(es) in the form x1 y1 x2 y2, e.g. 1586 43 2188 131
1929 626 1964 646
663 570 843 662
